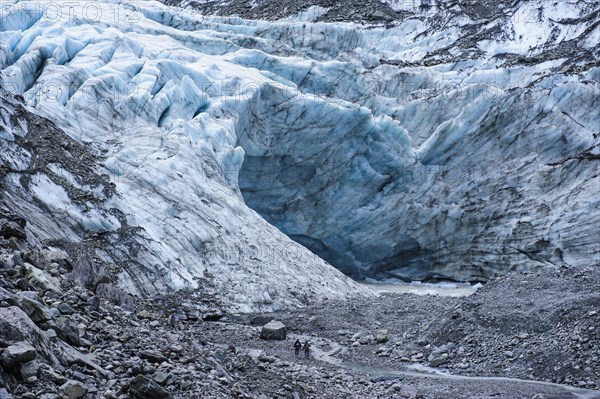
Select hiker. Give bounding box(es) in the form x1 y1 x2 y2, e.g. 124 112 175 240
303 341 311 359
294 339 302 356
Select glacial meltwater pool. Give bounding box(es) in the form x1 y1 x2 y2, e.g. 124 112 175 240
360 280 482 297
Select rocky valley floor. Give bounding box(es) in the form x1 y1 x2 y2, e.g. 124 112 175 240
1 216 599 399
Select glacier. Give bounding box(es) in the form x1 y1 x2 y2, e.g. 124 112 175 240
0 0 599 310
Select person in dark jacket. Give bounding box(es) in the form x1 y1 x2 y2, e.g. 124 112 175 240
294 339 302 356
303 341 311 359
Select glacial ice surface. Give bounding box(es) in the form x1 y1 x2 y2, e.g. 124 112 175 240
0 0 598 307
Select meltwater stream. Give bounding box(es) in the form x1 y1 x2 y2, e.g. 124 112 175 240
286 331 600 399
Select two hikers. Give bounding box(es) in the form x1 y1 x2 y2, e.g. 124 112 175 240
293 339 311 359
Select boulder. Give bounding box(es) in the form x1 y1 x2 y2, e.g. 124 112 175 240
398 385 418 399
351 332 364 341
23 263 62 293
20 360 41 379
0 288 17 307
259 320 287 340
59 380 87 399
55 317 81 347
71 254 108 289
0 254 12 269
22 250 48 269
0 220 26 240
1 343 37 368
130 375 170 399
140 349 167 364
86 296 100 311
152 372 171 385
0 307 53 360
15 294 53 323
249 315 273 326
429 354 449 367
202 310 224 321
428 343 453 361
359 334 374 345
56 303 75 315
95 283 135 310
40 249 70 265
55 340 108 378
376 329 389 344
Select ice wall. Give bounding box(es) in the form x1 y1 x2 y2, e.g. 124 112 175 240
1 0 599 290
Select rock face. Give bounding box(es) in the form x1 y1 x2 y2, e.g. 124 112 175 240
260 321 288 340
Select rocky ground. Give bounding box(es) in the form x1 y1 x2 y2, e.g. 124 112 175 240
162 0 526 24
1 209 599 399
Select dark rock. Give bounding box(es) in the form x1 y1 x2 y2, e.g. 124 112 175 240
55 340 108 378
0 255 11 269
55 317 81 347
129 375 170 399
249 315 273 326
22 251 47 270
20 360 41 379
59 380 87 399
86 296 100 311
202 310 224 321
152 372 171 385
15 295 53 323
1 343 37 368
71 254 108 290
56 303 76 315
168 312 186 327
11 254 22 267
95 283 135 310
429 354 449 367
139 350 167 364
70 370 90 383
370 374 401 383
259 320 287 340
15 278 29 290
0 307 53 360
376 329 389 343
0 221 26 240
397 384 418 398
0 288 17 307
